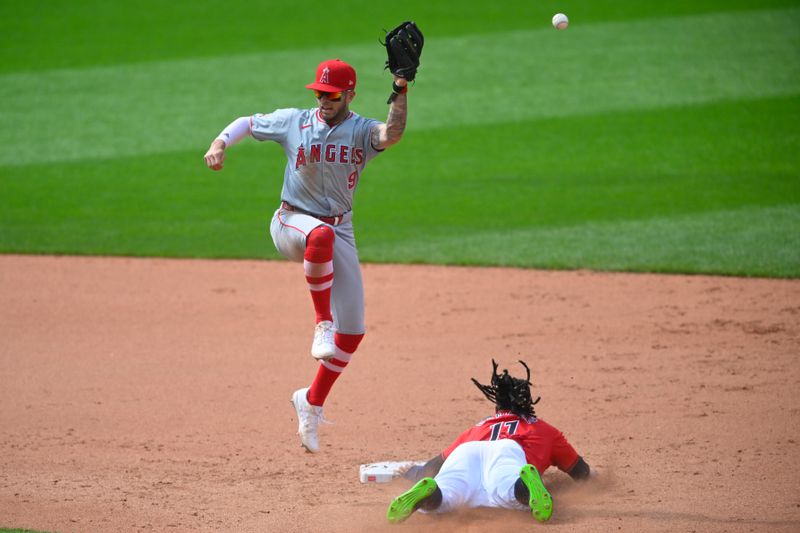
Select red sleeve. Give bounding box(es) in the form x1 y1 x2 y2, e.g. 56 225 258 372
442 427 475 459
551 430 580 472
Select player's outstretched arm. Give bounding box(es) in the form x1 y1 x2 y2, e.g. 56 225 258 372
402 454 444 482
371 77 408 151
204 116 252 171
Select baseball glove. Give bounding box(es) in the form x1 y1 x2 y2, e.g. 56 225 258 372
383 21 424 81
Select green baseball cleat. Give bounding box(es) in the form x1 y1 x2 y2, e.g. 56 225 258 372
386 477 438 524
519 464 553 522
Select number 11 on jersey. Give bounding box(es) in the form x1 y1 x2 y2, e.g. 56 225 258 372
489 420 519 440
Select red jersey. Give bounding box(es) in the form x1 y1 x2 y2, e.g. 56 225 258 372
442 411 580 475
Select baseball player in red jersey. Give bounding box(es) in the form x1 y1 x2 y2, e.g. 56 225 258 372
387 360 591 524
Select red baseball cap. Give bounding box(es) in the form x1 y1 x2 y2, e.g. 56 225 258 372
305 59 356 92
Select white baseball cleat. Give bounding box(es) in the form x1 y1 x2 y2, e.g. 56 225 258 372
291 387 327 453
311 320 336 360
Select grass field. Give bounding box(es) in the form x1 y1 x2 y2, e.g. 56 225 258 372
1 0 798 277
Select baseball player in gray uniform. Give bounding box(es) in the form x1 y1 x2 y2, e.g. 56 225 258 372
203 58 410 453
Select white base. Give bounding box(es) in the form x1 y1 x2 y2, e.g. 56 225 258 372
359 460 425 483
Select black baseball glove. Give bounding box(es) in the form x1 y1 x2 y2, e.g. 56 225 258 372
383 21 424 81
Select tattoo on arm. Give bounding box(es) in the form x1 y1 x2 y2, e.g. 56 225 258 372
370 124 382 151
373 93 407 150
385 93 407 142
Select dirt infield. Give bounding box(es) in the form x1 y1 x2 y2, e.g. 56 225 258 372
1 255 799 532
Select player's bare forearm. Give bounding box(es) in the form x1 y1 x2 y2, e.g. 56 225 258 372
372 91 407 150
420 454 444 478
386 92 407 140
403 454 444 482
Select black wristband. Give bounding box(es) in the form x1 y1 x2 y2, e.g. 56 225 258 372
387 81 408 104
392 81 408 94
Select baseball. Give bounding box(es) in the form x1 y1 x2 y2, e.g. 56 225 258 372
552 13 569 30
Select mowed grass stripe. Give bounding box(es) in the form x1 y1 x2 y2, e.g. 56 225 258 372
357 94 799 237
361 204 800 277
0 148 276 258
2 95 797 276
417 7 800 128
3 0 797 73
1 7 798 167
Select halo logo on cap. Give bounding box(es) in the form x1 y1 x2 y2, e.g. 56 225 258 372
306 59 356 92
320 67 330 84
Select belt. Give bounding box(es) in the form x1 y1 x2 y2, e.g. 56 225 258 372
281 201 346 226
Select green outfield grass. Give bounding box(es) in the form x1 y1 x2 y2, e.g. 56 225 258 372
1 0 799 277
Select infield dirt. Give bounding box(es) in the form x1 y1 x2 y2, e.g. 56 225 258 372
1 255 798 532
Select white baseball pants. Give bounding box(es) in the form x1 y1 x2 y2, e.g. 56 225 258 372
429 439 529 513
269 207 365 335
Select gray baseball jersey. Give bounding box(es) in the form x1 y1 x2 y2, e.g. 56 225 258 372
255 107 384 336
251 108 383 216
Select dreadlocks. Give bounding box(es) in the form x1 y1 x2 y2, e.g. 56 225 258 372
471 359 540 418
